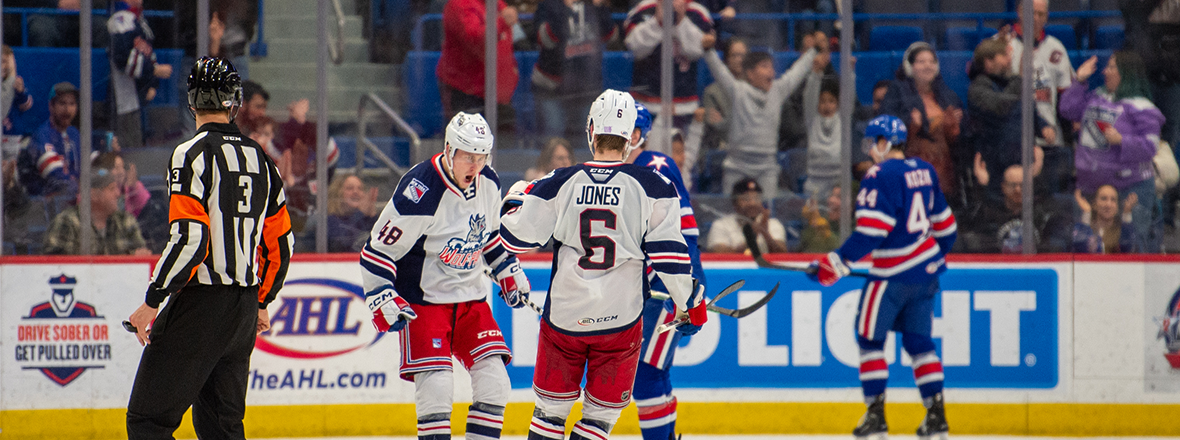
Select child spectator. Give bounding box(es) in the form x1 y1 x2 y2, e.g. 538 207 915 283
1060 52 1164 252
801 50 845 199
702 32 818 199
799 185 843 253
2 45 33 154
92 151 150 218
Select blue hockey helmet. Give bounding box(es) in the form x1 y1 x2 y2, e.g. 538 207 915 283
634 102 653 146
862 115 908 158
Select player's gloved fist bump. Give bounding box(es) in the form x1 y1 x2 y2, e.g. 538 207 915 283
493 257 531 308
814 251 850 287
366 288 416 332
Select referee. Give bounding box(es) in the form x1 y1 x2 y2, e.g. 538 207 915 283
125 57 293 439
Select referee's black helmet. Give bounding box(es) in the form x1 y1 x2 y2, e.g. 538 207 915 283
187 57 242 112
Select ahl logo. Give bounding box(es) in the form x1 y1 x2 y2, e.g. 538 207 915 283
256 278 386 359
439 214 486 270
16 274 112 386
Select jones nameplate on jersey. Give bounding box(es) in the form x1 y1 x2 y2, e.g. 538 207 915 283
574 184 623 206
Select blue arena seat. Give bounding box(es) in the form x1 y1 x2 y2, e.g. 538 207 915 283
870 26 924 52
945 26 998 51
854 51 903 105
1094 25 1124 50
938 51 974 104
1044 24 1077 50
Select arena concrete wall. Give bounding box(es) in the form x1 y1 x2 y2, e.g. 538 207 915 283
0 254 1176 439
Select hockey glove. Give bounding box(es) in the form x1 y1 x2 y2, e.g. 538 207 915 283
493 256 531 308
366 288 416 332
676 280 708 336
501 181 530 216
809 252 850 287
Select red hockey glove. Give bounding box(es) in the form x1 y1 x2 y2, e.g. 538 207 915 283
366 288 416 332
812 251 850 287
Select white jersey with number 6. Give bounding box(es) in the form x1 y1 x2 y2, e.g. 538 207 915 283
500 161 694 336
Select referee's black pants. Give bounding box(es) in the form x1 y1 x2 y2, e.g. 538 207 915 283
126 284 259 440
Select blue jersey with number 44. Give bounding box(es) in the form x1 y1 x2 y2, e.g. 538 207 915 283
836 158 958 283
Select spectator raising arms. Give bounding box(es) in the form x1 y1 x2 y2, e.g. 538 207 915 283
1060 52 1164 252
92 151 150 218
525 137 574 181
702 32 817 199
701 37 748 152
879 42 963 202
624 0 714 133
966 37 1048 196
1075 185 1139 254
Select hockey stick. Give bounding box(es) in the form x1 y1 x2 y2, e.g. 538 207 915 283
740 224 869 278
655 279 745 334
707 282 779 318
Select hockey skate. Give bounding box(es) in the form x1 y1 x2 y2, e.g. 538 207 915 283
853 394 888 440
916 392 949 440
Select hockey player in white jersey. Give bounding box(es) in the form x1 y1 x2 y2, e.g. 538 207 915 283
360 112 531 440
500 90 708 440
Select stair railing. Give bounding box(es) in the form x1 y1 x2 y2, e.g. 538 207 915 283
356 93 420 178
327 0 346 64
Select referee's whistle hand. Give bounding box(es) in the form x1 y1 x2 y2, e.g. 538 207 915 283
128 303 158 346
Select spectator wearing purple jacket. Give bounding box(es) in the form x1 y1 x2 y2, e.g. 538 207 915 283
1060 51 1165 252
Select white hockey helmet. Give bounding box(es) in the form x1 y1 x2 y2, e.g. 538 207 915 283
585 89 637 158
444 112 494 169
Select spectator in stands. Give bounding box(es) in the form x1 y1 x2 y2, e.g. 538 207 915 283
20 82 80 197
1005 0 1073 192
966 37 1049 196
525 137 574 181
1061 52 1164 252
1075 184 1139 253
870 79 889 114
43 168 149 255
702 31 818 199
237 80 270 137
531 0 616 138
879 41 963 202
436 0 519 128
275 98 340 220
707 177 788 253
177 1 258 79
2 45 34 155
249 116 279 160
702 37 747 152
962 164 1071 253
92 151 149 218
799 185 842 253
645 107 705 178
779 31 832 155
108 0 173 149
326 174 379 253
624 0 713 134
802 48 845 199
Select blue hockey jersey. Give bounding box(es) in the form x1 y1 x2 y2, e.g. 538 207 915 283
631 149 703 282
837 158 957 282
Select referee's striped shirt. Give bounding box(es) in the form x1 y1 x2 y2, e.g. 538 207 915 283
146 122 293 309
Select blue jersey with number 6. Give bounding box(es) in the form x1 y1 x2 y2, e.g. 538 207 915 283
836 157 958 283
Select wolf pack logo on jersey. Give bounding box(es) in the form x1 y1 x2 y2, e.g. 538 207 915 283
16 274 112 387
1083 106 1121 150
439 214 487 270
404 178 429 203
